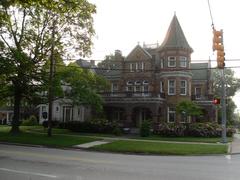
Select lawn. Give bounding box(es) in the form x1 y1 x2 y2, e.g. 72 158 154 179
136 135 233 143
92 140 228 155
0 126 100 148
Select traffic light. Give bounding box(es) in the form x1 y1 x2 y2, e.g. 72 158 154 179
212 98 220 105
213 29 225 69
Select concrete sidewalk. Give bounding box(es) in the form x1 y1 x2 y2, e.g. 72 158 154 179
231 133 240 154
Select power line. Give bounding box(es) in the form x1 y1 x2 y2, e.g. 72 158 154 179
207 0 215 29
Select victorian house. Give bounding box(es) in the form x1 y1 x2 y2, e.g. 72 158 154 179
97 15 216 128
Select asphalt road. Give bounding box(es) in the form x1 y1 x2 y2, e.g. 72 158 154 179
0 144 239 180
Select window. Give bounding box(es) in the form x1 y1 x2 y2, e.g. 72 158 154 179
56 106 59 112
126 86 134 92
127 81 133 85
135 86 141 93
111 83 118 92
180 80 187 95
130 63 134 72
137 62 144 71
180 113 188 123
168 56 176 67
143 80 149 85
180 56 187 67
168 80 175 95
195 87 201 99
135 81 141 85
42 106 47 112
143 85 149 93
168 107 176 123
160 59 164 68
160 81 164 93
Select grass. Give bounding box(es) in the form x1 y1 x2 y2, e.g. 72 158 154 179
0 126 100 148
135 135 233 143
92 140 228 155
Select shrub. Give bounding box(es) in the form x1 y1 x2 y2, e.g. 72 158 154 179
154 123 186 137
22 115 38 126
42 120 59 128
140 120 151 137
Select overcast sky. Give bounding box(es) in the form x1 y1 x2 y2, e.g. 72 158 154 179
88 0 240 111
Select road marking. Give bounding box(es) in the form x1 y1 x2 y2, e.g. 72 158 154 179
0 167 58 178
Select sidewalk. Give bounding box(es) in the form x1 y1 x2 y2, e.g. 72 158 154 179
231 133 240 154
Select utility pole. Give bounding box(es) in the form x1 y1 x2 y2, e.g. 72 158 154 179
221 69 227 143
48 17 56 137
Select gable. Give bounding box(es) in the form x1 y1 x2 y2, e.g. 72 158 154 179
125 45 152 61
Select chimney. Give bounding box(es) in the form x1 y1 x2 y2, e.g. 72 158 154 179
114 50 122 61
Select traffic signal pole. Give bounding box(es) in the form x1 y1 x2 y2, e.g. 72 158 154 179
221 69 227 143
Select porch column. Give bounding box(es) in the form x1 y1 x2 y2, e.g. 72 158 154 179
151 105 160 124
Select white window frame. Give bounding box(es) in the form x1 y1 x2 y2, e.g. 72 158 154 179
168 80 175 95
160 59 164 68
168 56 176 67
179 56 187 67
168 107 176 123
160 81 164 93
126 86 134 92
127 81 133 86
180 80 187 95
130 63 134 72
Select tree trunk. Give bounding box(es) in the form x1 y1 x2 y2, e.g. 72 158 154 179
10 88 22 134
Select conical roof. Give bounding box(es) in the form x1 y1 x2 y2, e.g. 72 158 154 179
159 14 193 52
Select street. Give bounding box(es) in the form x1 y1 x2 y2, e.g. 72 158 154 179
0 144 239 180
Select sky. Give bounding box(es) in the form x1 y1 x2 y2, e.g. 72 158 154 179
88 0 240 111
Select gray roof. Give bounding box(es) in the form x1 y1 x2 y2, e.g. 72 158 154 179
159 15 193 52
191 63 208 80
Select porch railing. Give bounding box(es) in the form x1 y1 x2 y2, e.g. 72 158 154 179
100 91 166 98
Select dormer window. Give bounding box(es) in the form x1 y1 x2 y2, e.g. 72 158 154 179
127 81 133 85
143 80 149 85
180 56 187 67
168 56 176 67
135 81 141 85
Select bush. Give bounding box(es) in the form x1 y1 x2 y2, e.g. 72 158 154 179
21 115 38 126
42 120 59 128
58 119 118 134
154 122 235 137
140 120 151 137
154 123 186 137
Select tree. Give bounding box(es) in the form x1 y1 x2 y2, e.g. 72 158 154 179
176 100 203 117
0 0 96 133
53 62 110 112
212 68 240 124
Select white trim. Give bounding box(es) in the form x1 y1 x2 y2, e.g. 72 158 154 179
168 107 176 123
168 56 176 67
168 80 175 95
130 63 134 72
160 81 164 93
180 80 187 95
179 56 187 67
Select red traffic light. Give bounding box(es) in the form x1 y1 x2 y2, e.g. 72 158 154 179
212 98 220 105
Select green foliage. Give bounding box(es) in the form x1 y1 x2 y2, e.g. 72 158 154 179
140 120 151 137
58 63 109 112
21 115 38 126
154 123 186 137
212 69 240 123
154 122 235 137
0 0 96 132
176 100 202 117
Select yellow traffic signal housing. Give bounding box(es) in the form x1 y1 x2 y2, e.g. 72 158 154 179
213 29 225 69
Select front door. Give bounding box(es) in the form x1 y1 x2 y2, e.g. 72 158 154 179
63 106 72 122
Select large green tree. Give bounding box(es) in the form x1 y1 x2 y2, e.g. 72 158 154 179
0 0 96 133
212 68 240 124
